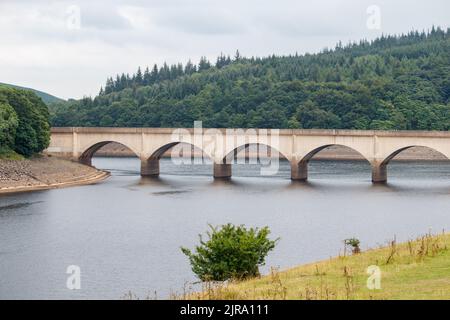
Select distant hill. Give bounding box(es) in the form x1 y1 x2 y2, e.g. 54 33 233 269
51 27 449 131
0 82 64 105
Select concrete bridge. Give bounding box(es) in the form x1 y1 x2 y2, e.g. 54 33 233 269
46 127 450 183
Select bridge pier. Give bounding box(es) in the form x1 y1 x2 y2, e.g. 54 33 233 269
141 158 160 177
291 161 308 181
371 162 387 183
214 163 232 179
79 156 92 166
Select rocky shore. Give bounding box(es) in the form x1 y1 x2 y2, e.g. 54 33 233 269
0 156 109 194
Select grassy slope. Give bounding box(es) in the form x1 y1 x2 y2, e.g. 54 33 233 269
0 82 64 105
190 233 450 300
0 147 23 160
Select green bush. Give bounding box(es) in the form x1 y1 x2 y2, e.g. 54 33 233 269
344 238 361 254
0 87 50 157
0 102 18 149
181 224 279 281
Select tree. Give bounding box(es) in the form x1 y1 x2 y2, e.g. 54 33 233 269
135 67 143 85
185 59 196 75
143 67 151 85
234 49 241 62
151 64 159 83
14 121 38 156
24 91 50 152
198 56 211 72
344 238 361 254
0 102 18 149
287 115 300 128
216 53 231 69
0 87 50 156
295 101 342 129
247 102 287 128
181 224 278 281
104 78 114 94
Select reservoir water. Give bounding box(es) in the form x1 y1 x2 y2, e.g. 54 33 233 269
1 157 449 299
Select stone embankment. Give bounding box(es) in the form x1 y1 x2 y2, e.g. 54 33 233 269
0 156 109 194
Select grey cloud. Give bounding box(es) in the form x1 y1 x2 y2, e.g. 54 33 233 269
152 9 246 35
79 5 132 30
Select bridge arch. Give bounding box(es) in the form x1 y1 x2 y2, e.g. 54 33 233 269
214 143 289 179
372 145 450 183
148 141 214 160
141 141 213 177
300 144 371 163
292 144 371 181
381 145 449 165
222 143 289 164
79 141 140 166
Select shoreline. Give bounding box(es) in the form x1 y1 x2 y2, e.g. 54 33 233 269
0 156 110 195
0 170 110 195
188 232 450 300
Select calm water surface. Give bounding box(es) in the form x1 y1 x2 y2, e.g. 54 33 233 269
1 158 449 299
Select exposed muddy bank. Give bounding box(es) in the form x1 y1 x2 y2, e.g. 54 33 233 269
0 156 109 194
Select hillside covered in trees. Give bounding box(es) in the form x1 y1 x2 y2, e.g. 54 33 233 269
0 86 50 157
50 27 450 131
0 82 64 105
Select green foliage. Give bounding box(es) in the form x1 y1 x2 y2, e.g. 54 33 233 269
345 238 361 254
24 91 51 152
0 82 63 105
0 102 18 149
294 101 342 129
0 86 50 157
181 224 279 281
51 28 450 131
0 146 23 160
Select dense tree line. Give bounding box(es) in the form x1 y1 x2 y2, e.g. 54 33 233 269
0 86 50 156
50 27 450 131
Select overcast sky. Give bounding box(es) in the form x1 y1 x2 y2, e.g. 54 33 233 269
0 0 448 99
